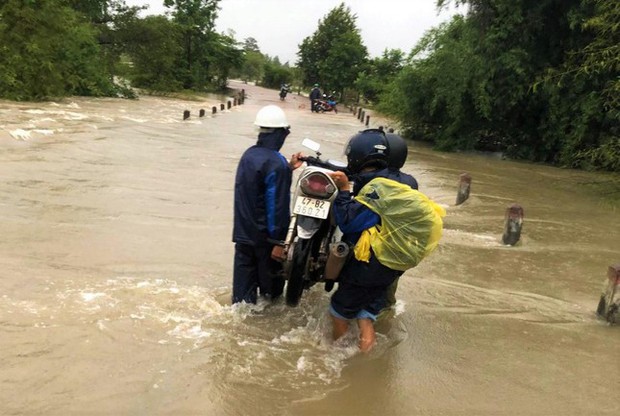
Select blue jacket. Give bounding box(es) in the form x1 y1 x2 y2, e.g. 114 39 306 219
233 129 292 246
333 167 418 246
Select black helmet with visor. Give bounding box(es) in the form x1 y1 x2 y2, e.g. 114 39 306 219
344 129 390 175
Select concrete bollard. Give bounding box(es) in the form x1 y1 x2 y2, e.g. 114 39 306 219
212 106 217 114
455 173 472 205
233 98 237 106
199 109 205 117
502 204 524 245
357 108 362 120
365 115 370 127
360 110 365 122
220 103 225 111
597 264 620 323
183 110 190 120
227 101 231 109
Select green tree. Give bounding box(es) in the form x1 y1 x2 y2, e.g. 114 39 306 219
297 3 367 95
207 31 244 89
122 15 185 91
356 48 405 103
380 0 617 171
261 57 294 89
0 0 113 100
236 38 265 83
540 0 619 170
163 0 221 88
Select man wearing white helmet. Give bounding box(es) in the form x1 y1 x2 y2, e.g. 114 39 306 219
232 105 303 304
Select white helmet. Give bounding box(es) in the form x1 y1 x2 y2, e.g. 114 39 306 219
254 105 289 128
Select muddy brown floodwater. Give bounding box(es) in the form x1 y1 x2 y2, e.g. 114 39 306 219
0 81 618 415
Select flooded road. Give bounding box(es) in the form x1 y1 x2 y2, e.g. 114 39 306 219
1 81 618 415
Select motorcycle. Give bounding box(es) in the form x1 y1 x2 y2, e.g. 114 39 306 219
313 95 338 113
279 84 290 101
280 138 349 306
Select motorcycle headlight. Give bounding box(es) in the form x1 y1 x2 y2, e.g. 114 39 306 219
300 173 336 198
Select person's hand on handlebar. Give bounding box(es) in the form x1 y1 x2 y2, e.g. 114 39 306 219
329 171 350 191
289 152 304 170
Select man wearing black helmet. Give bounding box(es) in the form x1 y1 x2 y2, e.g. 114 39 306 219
383 133 418 309
328 129 419 352
309 84 321 112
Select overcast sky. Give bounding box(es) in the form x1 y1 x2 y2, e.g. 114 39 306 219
125 0 462 64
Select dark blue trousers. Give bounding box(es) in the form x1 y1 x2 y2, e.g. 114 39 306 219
233 243 284 304
330 255 402 319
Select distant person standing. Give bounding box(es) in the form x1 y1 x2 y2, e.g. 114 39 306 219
309 84 321 112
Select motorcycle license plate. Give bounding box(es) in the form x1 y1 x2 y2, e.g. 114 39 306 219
293 196 330 219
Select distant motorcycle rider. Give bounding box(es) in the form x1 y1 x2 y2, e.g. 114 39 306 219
232 105 303 304
279 83 290 101
309 83 321 112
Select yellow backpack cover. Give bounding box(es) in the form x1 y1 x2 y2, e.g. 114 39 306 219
353 177 445 271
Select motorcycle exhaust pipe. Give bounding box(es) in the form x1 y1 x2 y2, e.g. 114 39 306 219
324 242 350 280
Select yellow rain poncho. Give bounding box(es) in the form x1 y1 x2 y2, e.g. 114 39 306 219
353 177 445 271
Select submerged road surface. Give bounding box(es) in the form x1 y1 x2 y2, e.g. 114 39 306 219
0 81 618 415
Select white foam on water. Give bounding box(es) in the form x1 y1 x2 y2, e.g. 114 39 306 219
32 129 54 136
9 129 31 141
120 116 147 123
296 355 309 372
394 299 406 316
81 292 105 302
33 277 367 392
64 112 88 120
167 322 212 340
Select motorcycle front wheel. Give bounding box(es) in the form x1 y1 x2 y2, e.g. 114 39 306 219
285 238 312 306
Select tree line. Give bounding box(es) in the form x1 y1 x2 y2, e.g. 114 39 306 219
0 0 283 98
378 0 619 172
0 0 617 172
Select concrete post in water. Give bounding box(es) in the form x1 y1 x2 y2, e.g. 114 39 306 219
596 264 620 324
183 110 190 120
455 173 472 205
233 98 237 106
502 204 524 246
212 106 217 114
220 103 225 111
227 101 231 110
365 115 370 127
199 109 205 117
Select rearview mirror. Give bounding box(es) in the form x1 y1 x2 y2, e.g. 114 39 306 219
301 138 321 153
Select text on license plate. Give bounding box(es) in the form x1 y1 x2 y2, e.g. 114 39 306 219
293 196 330 219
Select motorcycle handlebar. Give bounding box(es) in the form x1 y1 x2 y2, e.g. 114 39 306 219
298 156 347 173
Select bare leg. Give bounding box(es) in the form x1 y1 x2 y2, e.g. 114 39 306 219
332 315 349 341
357 318 376 353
